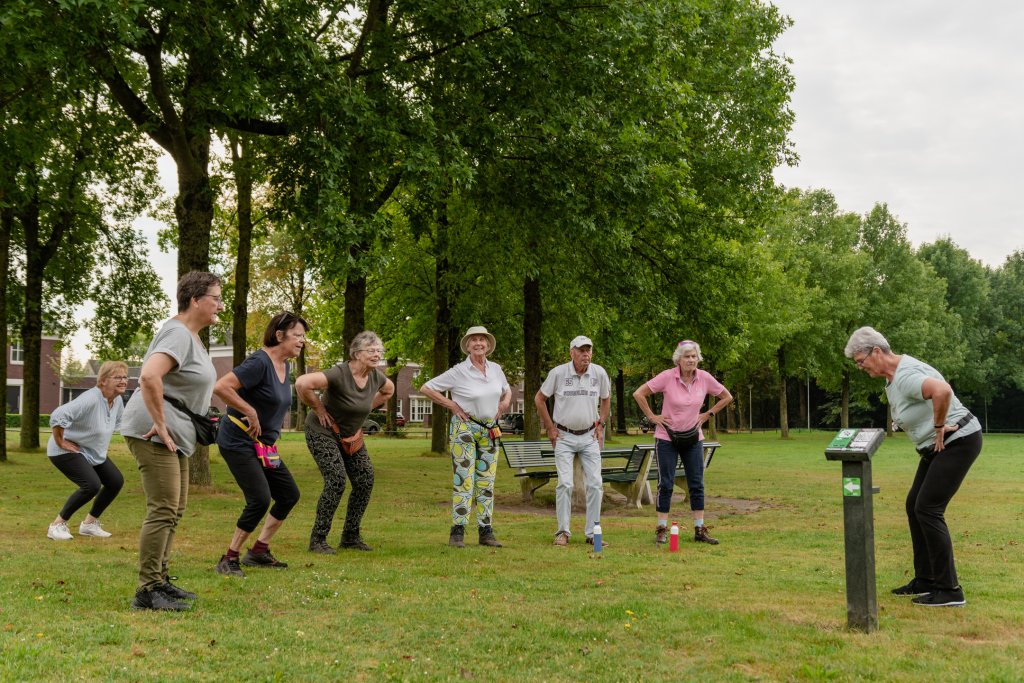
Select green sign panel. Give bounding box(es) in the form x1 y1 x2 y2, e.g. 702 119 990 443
843 477 862 497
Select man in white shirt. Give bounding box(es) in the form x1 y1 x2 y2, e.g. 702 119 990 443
534 336 611 546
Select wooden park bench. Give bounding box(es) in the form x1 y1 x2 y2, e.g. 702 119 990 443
501 440 559 501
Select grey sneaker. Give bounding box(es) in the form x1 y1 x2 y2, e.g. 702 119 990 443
553 531 569 546
215 555 245 578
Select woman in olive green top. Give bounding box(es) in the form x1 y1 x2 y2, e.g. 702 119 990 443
295 331 395 553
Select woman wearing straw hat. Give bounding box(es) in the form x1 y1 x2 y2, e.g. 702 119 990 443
421 326 512 548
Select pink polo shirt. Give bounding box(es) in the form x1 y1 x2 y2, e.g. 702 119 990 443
646 367 725 442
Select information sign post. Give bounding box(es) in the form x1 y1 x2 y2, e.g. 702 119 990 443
824 428 885 633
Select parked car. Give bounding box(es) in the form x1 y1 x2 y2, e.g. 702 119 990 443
498 412 525 434
362 419 381 435
395 412 407 427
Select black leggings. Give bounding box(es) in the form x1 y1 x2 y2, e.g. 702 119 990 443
305 430 375 541
906 430 982 590
50 453 125 521
220 446 301 533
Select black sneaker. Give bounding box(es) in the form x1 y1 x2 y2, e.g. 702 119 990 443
892 578 933 597
241 548 288 568
912 586 965 607
158 581 197 601
340 535 373 551
308 539 337 554
448 525 465 548
215 555 245 577
130 588 191 611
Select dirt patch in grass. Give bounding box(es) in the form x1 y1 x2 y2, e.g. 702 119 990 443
494 492 769 519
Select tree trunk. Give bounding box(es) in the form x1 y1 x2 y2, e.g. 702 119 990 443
343 269 367 357
229 134 253 368
431 216 453 454
522 276 543 441
174 134 215 487
385 356 401 434
614 368 627 435
18 190 47 449
778 348 789 439
0 203 10 461
291 268 307 429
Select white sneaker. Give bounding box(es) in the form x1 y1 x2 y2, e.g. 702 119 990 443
47 522 73 540
78 520 112 538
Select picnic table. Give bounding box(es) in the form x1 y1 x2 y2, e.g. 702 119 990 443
501 439 721 510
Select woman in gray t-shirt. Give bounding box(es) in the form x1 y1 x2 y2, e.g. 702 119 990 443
295 330 394 554
845 326 981 608
46 361 129 541
121 271 222 612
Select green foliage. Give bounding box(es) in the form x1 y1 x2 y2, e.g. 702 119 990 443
5 414 49 429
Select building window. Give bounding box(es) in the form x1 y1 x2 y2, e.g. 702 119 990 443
10 342 24 365
6 385 21 413
516 399 524 414
409 396 433 422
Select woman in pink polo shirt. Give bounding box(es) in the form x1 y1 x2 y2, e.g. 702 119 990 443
634 340 733 546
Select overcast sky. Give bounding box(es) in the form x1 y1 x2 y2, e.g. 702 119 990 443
67 4 1023 358
772 0 1024 267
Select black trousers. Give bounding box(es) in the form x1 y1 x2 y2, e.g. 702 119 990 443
906 430 982 590
49 452 125 521
220 446 301 533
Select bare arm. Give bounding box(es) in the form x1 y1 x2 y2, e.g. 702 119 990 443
420 385 470 421
495 388 512 422
295 372 333 428
598 396 611 447
699 387 734 426
138 352 178 452
922 377 955 451
534 390 558 447
633 384 671 428
214 371 260 438
371 378 396 410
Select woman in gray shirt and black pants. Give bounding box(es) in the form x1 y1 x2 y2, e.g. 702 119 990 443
46 361 129 541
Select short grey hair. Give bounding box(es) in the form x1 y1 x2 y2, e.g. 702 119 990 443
349 330 383 358
844 326 891 359
672 340 703 365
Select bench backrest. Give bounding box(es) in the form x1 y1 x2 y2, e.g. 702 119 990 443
651 441 721 472
622 444 655 474
501 440 551 470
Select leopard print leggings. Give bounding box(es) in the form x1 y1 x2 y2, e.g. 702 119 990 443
305 430 375 542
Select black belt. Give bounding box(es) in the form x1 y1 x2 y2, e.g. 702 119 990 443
917 412 976 456
556 423 594 436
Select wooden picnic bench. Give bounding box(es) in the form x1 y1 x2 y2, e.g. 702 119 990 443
500 441 653 505
501 439 721 508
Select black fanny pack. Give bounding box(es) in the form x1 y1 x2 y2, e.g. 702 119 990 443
916 412 975 457
165 395 219 446
666 424 700 452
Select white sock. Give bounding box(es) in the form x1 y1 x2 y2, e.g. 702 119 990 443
657 521 668 528
695 519 705 528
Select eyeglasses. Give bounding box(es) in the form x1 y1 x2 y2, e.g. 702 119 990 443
111 375 129 381
202 294 223 304
853 348 876 367
361 347 385 356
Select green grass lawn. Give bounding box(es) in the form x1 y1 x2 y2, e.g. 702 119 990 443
2 430 1023 682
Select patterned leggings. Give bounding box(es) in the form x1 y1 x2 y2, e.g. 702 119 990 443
449 417 499 527
305 430 375 542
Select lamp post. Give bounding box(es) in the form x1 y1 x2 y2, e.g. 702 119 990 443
748 384 753 433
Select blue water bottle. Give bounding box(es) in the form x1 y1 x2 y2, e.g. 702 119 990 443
592 521 603 553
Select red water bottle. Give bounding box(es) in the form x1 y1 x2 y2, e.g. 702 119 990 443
669 521 680 552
